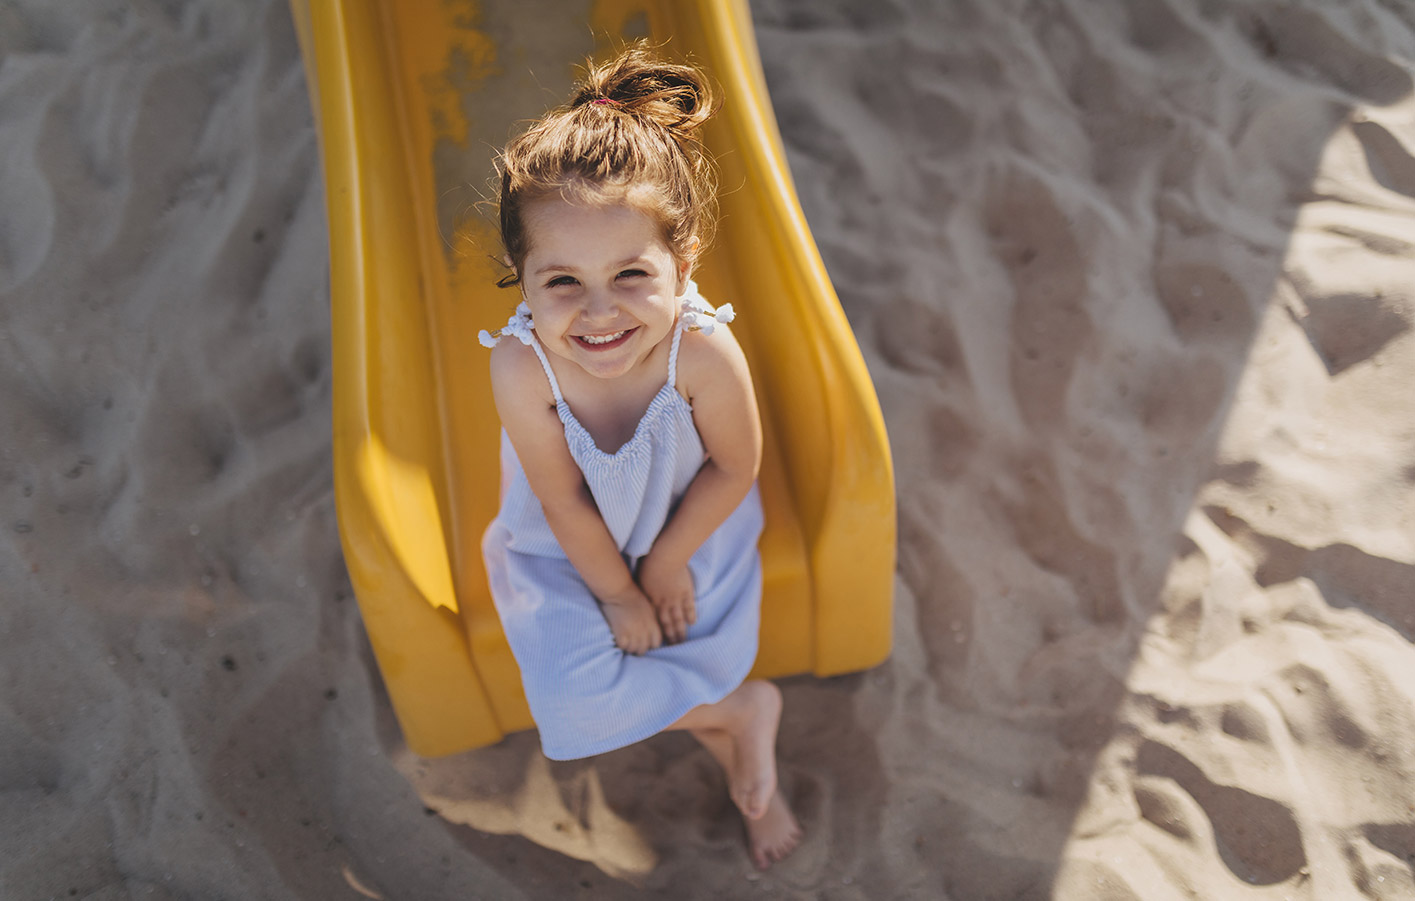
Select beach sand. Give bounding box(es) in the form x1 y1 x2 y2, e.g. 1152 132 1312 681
3 0 1414 898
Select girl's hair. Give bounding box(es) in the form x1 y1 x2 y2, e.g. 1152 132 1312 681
496 44 718 287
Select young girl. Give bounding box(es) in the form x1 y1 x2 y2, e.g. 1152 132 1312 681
478 46 801 870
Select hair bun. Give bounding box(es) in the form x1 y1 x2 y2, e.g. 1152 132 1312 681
497 42 720 286
572 43 716 140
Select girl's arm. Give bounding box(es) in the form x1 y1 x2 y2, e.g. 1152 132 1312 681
490 341 662 654
638 323 763 642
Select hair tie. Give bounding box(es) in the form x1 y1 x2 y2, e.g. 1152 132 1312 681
591 97 621 107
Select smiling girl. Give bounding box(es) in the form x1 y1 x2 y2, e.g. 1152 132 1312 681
478 46 800 869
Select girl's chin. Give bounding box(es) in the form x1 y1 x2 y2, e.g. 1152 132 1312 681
557 341 635 379
577 355 639 380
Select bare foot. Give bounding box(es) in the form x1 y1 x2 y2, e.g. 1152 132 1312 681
679 683 798 869
746 790 802 869
726 681 782 821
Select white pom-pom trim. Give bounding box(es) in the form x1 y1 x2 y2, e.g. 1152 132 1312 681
679 280 734 335
479 303 536 348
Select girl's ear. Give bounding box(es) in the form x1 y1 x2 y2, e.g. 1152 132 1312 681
676 237 699 296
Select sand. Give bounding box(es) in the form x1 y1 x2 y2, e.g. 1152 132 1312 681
3 0 1415 898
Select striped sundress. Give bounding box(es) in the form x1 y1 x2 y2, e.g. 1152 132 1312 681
480 290 764 760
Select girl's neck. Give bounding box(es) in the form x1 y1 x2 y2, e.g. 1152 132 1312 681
543 319 680 454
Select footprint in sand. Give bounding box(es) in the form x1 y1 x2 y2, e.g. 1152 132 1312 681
874 293 964 380
986 171 1091 435
1352 119 1415 201
1219 701 1271 745
1135 739 1305 885
1297 292 1411 376
897 531 973 684
996 455 1124 625
1154 262 1256 352
1238 6 1412 104
1364 822 1415 876
1211 511 1415 641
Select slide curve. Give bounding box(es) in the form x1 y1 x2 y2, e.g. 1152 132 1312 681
290 0 895 757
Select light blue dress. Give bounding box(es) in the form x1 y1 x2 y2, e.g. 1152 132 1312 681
480 292 764 760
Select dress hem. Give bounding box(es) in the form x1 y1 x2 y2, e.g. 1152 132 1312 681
535 660 755 761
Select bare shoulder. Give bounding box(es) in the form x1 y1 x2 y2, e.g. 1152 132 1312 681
488 336 583 496
486 340 551 432
675 320 752 402
675 318 762 474
489 338 555 411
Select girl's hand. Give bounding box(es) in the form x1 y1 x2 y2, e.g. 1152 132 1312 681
638 555 696 644
598 588 663 655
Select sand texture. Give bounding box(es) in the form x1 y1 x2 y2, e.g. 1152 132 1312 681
4 0 1415 898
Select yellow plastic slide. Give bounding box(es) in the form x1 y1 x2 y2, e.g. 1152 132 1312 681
290 0 895 757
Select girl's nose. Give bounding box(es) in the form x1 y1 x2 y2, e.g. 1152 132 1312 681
582 288 618 322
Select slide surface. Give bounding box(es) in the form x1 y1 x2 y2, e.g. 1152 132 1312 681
291 0 895 757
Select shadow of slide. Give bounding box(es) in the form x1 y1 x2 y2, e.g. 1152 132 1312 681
752 0 1415 898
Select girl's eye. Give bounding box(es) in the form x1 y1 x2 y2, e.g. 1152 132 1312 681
546 275 578 288
616 269 648 280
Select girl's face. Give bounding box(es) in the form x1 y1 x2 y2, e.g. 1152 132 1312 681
519 198 688 381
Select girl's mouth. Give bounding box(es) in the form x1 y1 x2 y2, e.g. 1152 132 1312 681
574 327 636 350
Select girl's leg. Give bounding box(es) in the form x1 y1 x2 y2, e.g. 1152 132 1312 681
670 681 802 868
669 680 780 817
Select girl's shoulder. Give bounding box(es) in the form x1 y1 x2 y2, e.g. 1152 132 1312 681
675 313 752 401
488 334 556 409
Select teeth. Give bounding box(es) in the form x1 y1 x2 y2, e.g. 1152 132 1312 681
580 330 626 345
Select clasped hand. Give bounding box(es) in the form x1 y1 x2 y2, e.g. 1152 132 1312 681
637 553 696 645
599 555 696 654
598 584 661 655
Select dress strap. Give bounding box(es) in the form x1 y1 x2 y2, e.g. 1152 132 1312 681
477 301 564 405
667 315 687 390
528 337 565 404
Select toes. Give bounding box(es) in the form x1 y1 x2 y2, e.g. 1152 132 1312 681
750 836 796 870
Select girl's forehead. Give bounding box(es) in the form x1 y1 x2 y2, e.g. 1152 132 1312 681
525 199 667 249
525 197 653 234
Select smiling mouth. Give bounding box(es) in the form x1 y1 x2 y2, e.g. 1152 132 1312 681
574 328 635 349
